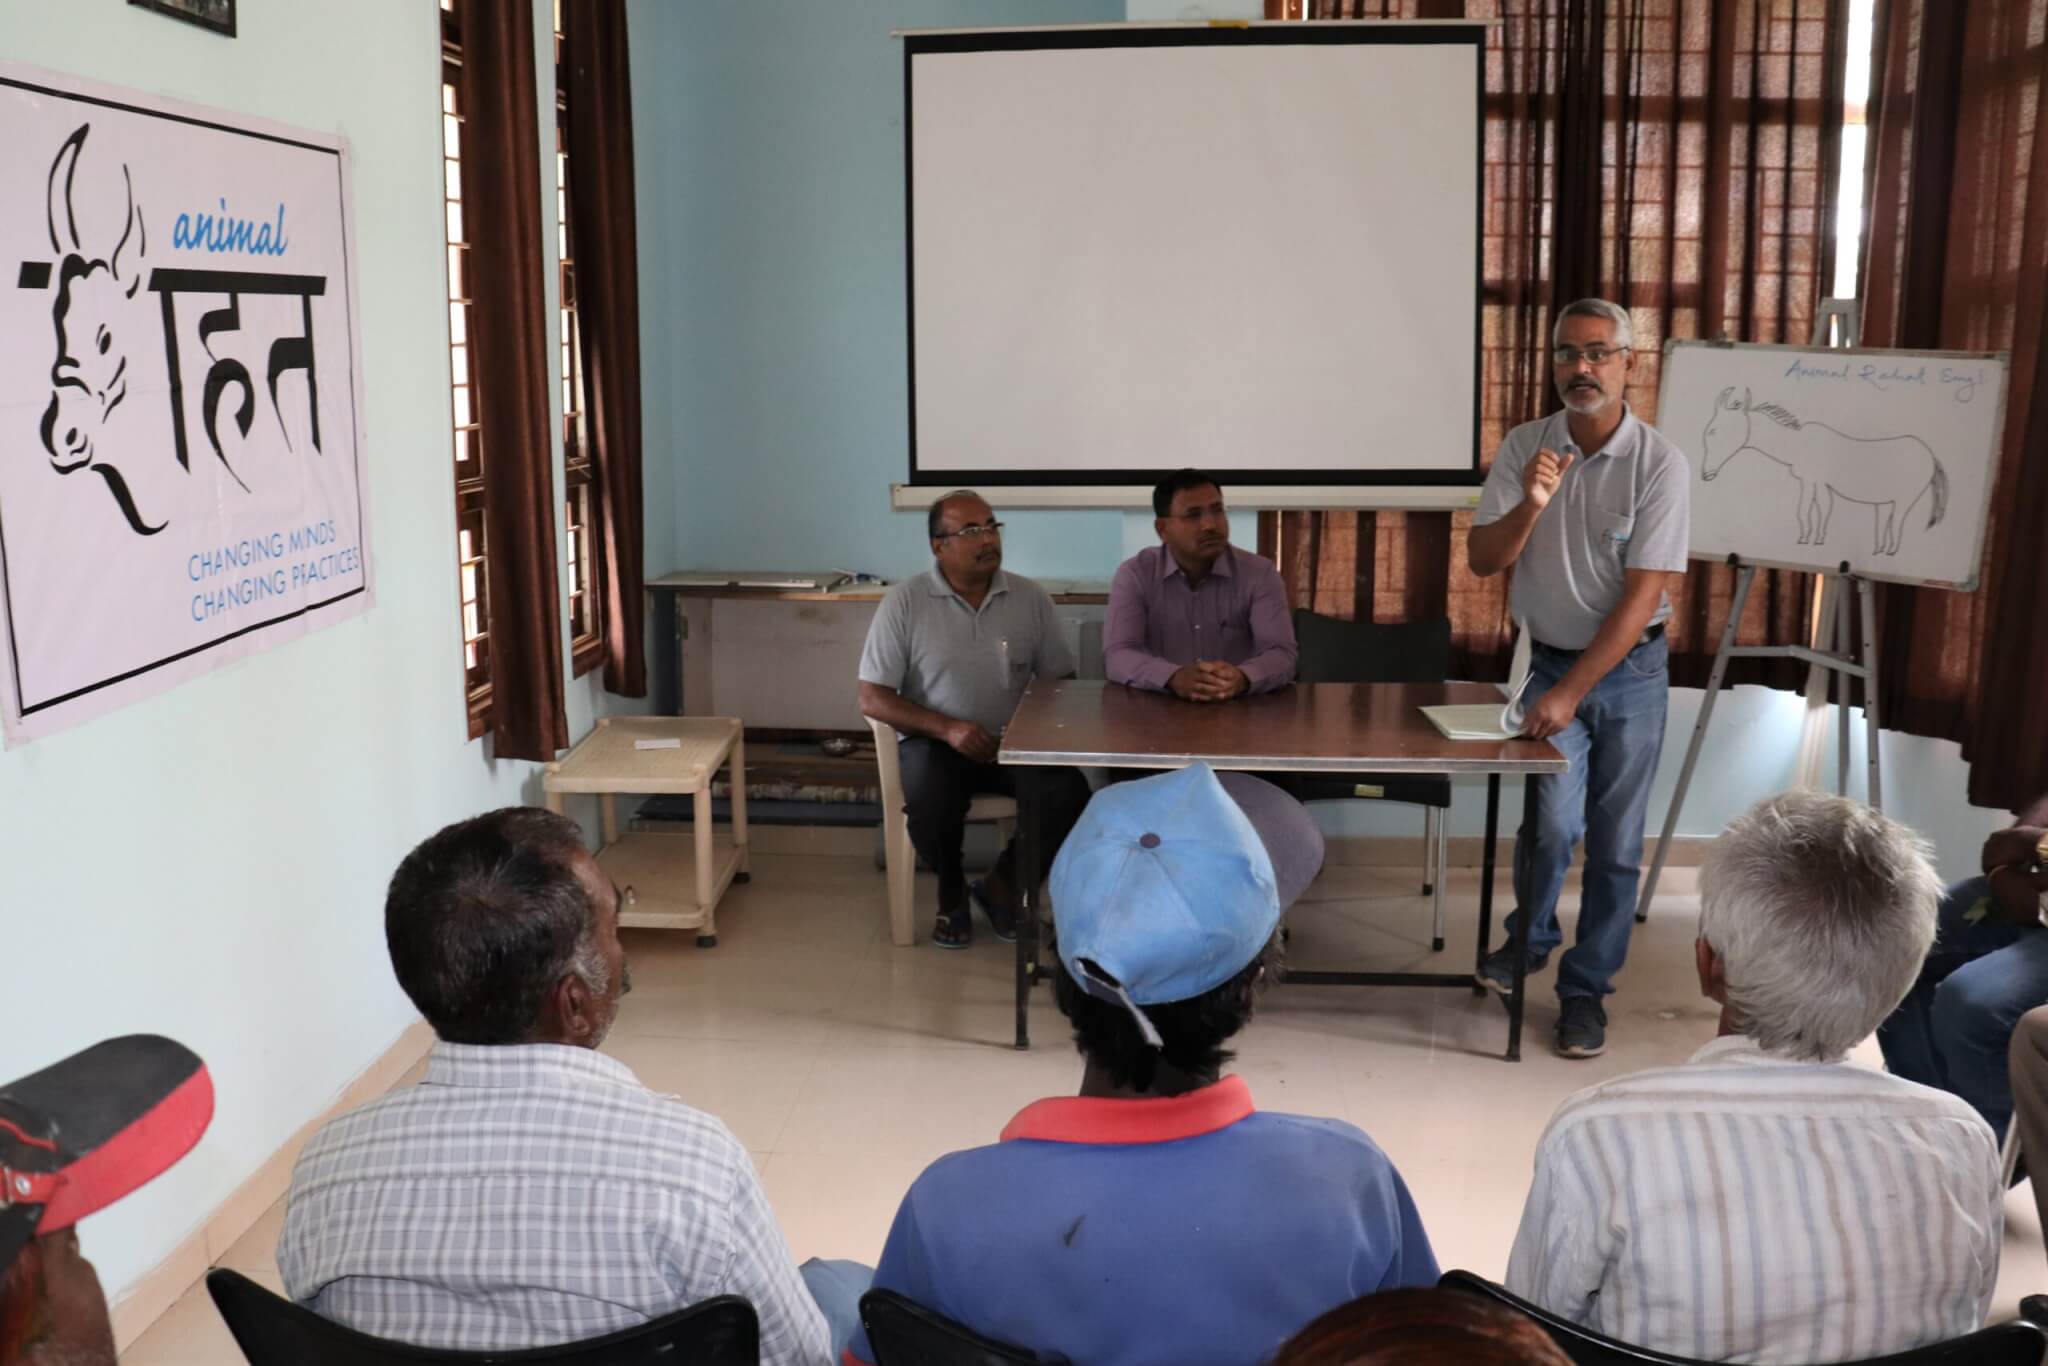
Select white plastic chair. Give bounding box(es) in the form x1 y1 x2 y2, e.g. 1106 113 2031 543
868 718 1017 947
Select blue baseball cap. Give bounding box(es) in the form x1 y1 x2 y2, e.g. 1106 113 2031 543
1050 764 1281 1046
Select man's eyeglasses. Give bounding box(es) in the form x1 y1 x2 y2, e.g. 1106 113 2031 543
937 521 1005 542
1552 345 1630 367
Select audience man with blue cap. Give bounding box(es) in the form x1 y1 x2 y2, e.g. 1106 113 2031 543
846 764 1436 1366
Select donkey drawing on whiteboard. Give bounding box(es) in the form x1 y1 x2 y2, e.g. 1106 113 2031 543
1700 386 1948 556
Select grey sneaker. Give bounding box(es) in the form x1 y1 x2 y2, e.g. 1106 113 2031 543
1556 996 1608 1058
1475 942 1549 995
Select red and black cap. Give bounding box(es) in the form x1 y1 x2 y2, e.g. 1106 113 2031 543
0 1036 213 1274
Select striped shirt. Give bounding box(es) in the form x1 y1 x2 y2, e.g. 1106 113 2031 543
279 1042 830 1364
1507 1035 2002 1364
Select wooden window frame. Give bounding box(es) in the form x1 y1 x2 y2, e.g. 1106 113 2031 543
558 6 606 678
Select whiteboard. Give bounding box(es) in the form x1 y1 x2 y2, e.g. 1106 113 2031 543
1657 341 2007 588
904 25 1483 487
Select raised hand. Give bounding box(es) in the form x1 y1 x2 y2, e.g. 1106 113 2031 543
1522 447 1576 512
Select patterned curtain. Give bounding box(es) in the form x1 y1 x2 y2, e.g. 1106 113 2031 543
1258 1 1848 688
1860 0 2048 808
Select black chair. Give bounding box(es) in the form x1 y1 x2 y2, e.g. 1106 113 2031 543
1439 1269 2048 1366
857 1288 1062 1366
1291 609 1457 950
205 1269 760 1366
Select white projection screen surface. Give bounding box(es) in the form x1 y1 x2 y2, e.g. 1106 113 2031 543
905 26 1485 489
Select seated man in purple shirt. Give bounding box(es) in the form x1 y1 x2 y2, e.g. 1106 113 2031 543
1105 469 1298 701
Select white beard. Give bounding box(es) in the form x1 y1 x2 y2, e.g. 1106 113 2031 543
1560 384 1614 415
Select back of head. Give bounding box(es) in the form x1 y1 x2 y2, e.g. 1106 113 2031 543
1700 789 1940 1060
1274 1288 1573 1366
0 1241 47 1364
1053 947 1271 1093
385 807 597 1045
1152 468 1221 518
1049 765 1282 1090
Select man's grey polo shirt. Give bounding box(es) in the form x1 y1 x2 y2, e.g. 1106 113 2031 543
859 567 1076 737
1474 405 1692 651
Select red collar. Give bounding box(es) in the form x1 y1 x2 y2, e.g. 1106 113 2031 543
999 1076 1254 1145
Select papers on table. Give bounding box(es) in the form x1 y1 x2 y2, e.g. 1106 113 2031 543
1419 634 1535 741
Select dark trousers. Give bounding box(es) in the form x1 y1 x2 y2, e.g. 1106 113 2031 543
896 737 1091 912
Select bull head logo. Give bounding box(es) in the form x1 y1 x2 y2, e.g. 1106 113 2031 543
37 124 163 535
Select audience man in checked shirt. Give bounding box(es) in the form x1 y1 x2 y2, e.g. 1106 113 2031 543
279 807 864 1364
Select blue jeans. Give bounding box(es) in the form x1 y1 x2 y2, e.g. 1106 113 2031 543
1877 876 2048 1140
1503 633 1670 1001
800 1257 874 1360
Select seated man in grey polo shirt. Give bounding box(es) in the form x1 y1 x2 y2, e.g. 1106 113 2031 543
858 492 1092 949
1467 297 1691 1059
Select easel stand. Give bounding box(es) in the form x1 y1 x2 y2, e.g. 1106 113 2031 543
1633 556 1883 921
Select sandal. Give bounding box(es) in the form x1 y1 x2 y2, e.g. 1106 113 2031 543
969 879 1018 943
932 903 971 950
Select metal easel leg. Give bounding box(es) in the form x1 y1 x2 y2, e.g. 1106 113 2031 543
1636 563 1757 923
1834 582 1852 797
1859 576 1884 811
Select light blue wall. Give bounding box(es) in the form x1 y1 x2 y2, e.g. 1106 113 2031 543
629 0 1127 582
0 0 636 1308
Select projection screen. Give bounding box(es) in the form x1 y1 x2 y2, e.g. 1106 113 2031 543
904 24 1485 490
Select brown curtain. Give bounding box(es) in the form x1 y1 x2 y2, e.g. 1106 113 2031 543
460 0 569 760
1860 0 2048 809
1260 2 1846 688
565 0 648 698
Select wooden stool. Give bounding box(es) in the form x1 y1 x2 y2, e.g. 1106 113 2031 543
543 716 750 947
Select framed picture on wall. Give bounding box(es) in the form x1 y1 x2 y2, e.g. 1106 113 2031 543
127 0 236 38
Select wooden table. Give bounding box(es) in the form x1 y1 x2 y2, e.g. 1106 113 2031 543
542 716 751 947
999 681 1567 1059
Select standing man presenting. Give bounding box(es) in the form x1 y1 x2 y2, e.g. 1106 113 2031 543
1468 299 1691 1058
860 491 1092 950
1105 469 1297 701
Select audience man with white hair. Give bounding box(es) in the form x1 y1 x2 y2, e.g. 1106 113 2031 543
1506 789 2003 1364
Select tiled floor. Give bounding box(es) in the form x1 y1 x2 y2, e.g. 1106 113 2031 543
121 850 2048 1362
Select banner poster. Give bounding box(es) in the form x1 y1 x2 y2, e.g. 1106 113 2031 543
0 63 372 743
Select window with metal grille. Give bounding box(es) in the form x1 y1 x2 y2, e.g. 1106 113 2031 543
442 0 491 738
558 0 605 676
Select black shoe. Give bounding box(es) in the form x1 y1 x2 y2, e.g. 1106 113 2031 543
931 902 971 950
1555 996 1608 1058
1475 942 1549 995
968 879 1017 943
2019 1294 2048 1327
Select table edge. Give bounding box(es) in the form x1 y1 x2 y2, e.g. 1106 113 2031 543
996 749 1567 774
